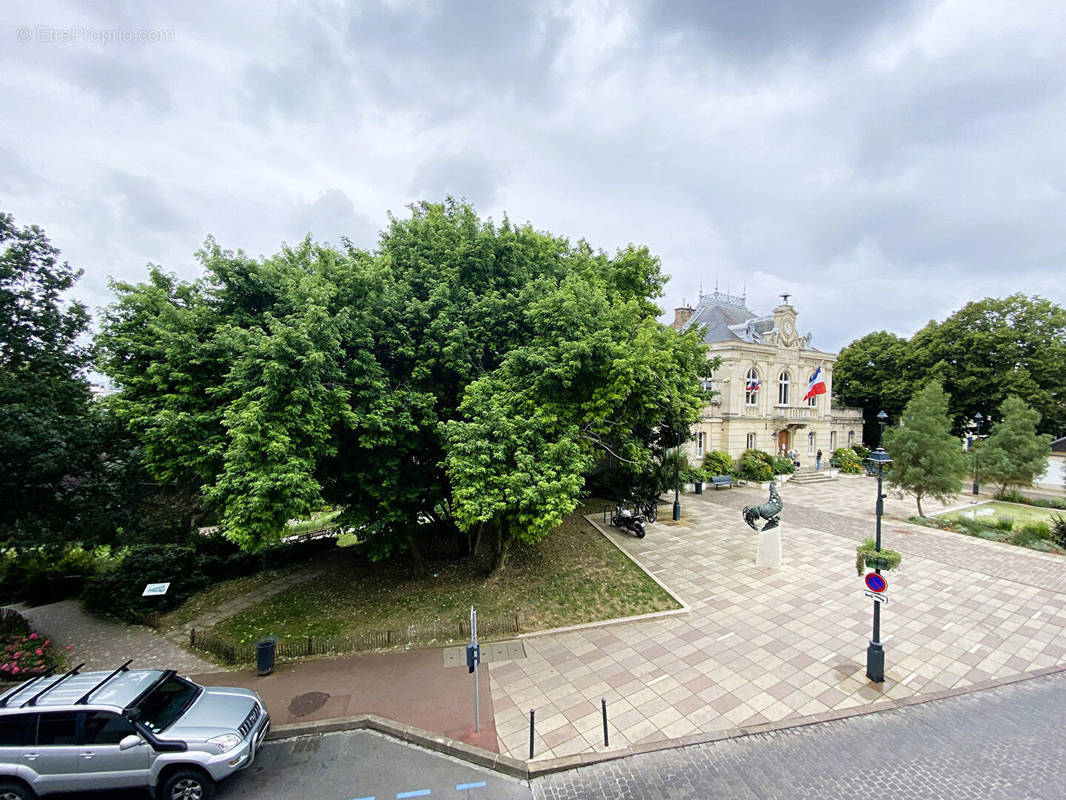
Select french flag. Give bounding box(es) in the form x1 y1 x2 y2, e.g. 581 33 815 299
803 366 826 401
746 377 761 393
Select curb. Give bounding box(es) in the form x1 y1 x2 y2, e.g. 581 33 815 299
266 662 1066 780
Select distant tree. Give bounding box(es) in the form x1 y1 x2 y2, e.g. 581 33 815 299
883 381 968 516
978 396 1052 497
833 330 914 445
908 295 1066 436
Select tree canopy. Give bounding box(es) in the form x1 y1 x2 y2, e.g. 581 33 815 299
883 381 968 516
978 396 1052 497
0 212 138 552
97 201 711 565
835 295 1066 441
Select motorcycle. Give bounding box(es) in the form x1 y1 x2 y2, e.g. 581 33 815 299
606 501 646 538
634 496 658 523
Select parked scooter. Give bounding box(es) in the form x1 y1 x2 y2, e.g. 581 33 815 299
607 501 646 538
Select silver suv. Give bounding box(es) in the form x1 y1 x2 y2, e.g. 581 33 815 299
0 661 269 799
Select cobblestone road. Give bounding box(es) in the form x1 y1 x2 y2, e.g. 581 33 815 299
531 670 1066 799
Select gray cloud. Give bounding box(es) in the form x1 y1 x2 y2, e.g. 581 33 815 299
410 151 506 209
288 189 379 250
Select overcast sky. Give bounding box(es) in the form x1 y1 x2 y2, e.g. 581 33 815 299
2 0 1065 353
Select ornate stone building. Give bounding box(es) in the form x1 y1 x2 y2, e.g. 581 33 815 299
674 289 864 466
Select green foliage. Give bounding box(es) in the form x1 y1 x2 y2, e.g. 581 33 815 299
883 382 969 516
0 212 135 553
702 450 735 477
851 443 871 459
679 465 708 484
99 201 713 567
839 296 1066 439
1051 515 1066 549
771 456 795 475
1010 522 1050 548
0 546 111 606
737 449 774 481
978 396 1052 497
855 539 902 576
833 331 914 444
830 448 863 473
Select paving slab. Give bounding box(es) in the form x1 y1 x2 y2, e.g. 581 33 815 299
489 475 1066 760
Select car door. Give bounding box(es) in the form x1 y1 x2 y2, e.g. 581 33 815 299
25 711 81 793
78 710 151 790
0 713 36 784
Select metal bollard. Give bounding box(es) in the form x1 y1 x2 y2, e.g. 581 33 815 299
602 698 608 746
529 709 535 759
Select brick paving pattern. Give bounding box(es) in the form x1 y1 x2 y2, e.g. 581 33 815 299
531 670 1066 799
489 476 1066 760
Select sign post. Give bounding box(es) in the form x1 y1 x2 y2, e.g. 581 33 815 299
468 606 480 732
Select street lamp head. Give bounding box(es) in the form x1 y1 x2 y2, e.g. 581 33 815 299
865 448 893 466
974 412 984 422
876 410 889 425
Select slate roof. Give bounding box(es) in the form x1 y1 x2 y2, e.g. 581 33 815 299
680 291 774 344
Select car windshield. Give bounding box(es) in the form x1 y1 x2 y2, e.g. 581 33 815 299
132 675 201 733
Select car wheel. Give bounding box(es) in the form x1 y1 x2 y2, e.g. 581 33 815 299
0 781 33 800
161 768 215 800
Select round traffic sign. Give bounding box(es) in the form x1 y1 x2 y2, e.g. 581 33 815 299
864 573 887 593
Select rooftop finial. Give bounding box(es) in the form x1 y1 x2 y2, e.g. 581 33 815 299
780 293 791 305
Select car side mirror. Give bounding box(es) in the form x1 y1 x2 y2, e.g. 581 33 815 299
119 734 144 751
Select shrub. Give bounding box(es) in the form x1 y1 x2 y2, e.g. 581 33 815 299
737 450 774 482
852 443 871 459
771 456 795 475
831 447 863 474
993 516 1015 532
0 609 64 680
1050 515 1066 549
1010 522 1050 548
702 450 734 477
0 547 111 606
680 466 708 485
998 491 1066 511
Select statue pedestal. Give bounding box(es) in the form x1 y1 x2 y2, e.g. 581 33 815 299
755 527 782 570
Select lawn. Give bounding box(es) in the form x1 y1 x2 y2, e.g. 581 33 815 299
205 499 679 647
934 501 1063 528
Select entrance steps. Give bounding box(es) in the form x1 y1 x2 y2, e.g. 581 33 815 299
788 466 834 485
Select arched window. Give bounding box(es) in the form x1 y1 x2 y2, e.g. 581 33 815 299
745 368 760 406
746 433 755 450
778 371 790 405
848 430 855 447
808 431 815 455
807 372 818 407
830 431 837 450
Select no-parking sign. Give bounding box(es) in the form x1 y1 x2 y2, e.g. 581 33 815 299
864 573 888 593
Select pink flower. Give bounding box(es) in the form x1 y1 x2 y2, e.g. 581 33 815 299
28 633 37 640
65 645 72 651
12 666 19 674
43 640 49 646
35 649 43 656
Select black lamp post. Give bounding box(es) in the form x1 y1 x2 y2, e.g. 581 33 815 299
972 412 984 496
673 428 682 521
876 409 888 447
865 445 892 683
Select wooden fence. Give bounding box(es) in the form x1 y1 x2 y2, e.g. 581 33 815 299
189 613 522 665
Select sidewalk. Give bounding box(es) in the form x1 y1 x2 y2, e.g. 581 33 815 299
191 646 499 752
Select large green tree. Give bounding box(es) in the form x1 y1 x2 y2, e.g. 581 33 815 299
836 295 1066 440
978 396 1052 497
0 212 139 552
883 381 968 516
833 330 913 445
98 201 710 564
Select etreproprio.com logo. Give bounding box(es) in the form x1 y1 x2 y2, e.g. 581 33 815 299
16 25 176 44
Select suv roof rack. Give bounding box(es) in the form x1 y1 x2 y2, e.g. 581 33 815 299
0 667 57 708
75 659 133 704
21 663 85 707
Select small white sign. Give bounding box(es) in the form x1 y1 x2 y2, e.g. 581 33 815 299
864 589 889 605
142 582 170 597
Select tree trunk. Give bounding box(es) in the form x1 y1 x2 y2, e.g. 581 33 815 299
491 521 511 575
916 493 924 517
409 538 427 578
472 522 484 557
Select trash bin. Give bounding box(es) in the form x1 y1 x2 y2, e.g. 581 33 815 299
256 636 278 676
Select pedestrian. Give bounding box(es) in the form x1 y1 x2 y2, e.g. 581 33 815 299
816 449 822 471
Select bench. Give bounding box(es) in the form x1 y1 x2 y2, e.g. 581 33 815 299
711 475 733 489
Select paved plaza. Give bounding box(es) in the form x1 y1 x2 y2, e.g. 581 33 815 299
489 475 1066 761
